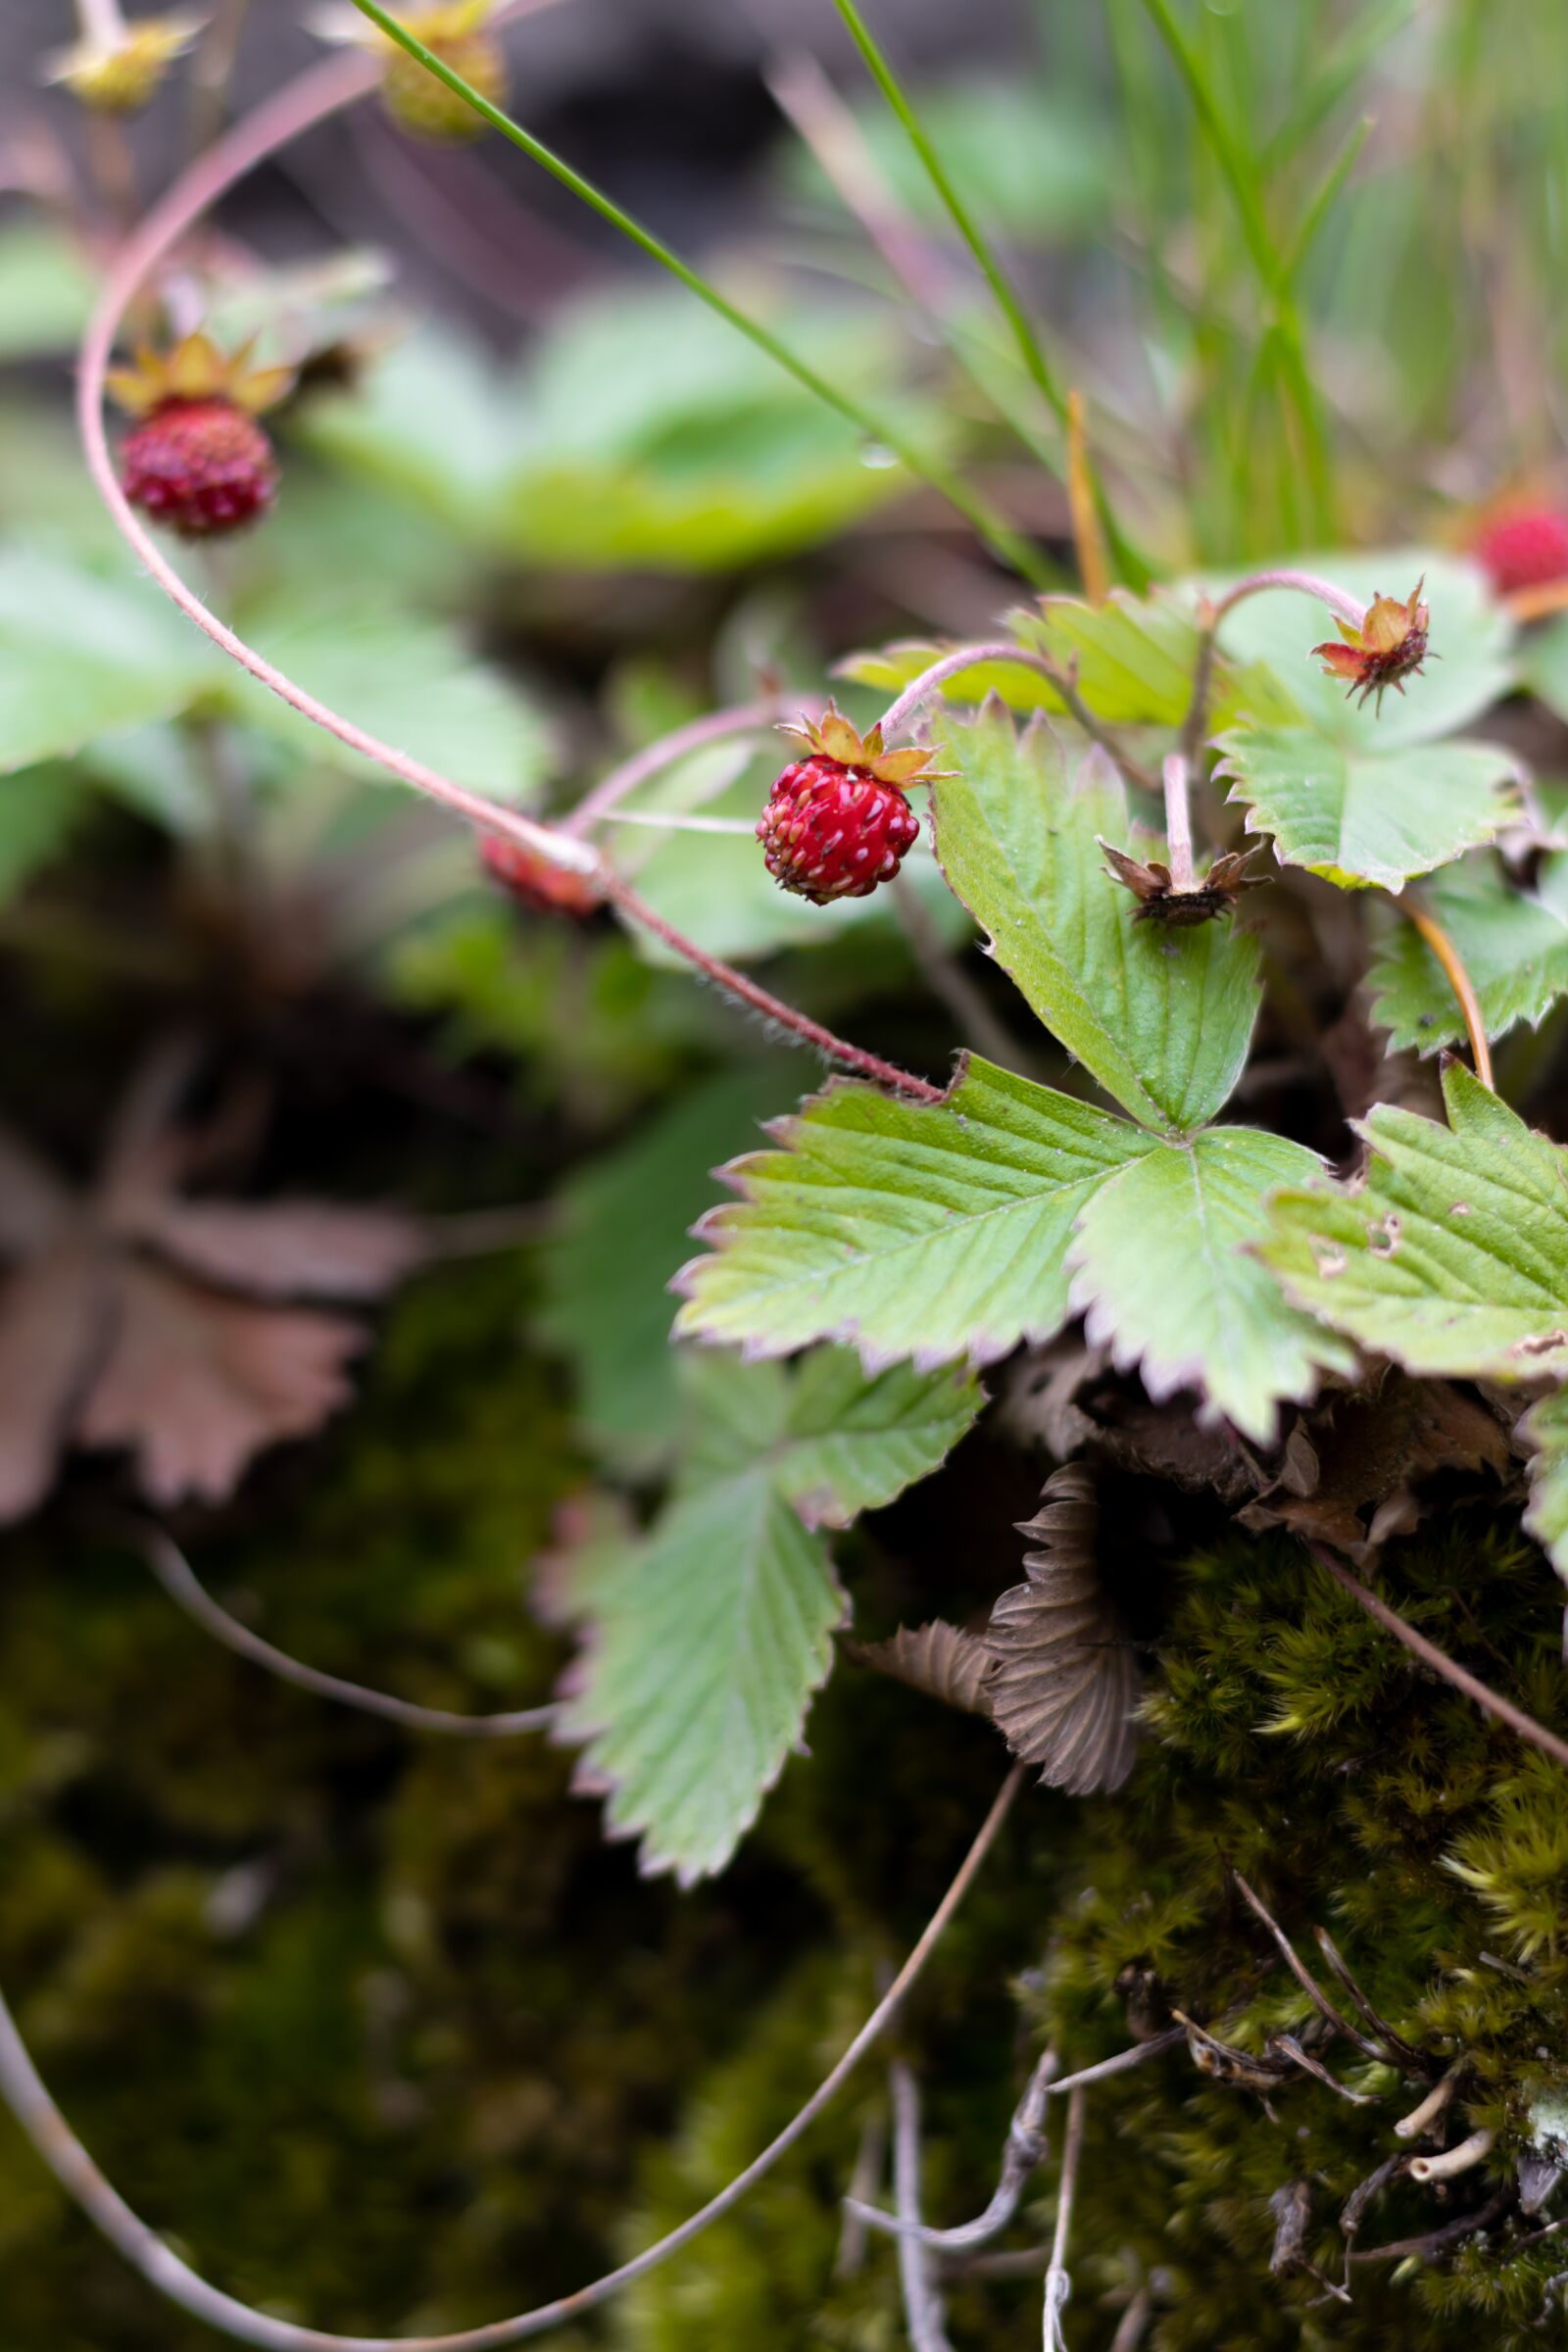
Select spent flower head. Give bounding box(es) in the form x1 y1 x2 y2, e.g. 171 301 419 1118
41 11 205 113
1100 840 1267 927
1311 580 1432 713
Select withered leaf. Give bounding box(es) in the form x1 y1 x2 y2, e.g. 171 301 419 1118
851 1621 995 1717
0 1041 429 1520
0 1243 110 1523
1238 1373 1510 1558
74 1261 365 1507
983 1463 1140 1794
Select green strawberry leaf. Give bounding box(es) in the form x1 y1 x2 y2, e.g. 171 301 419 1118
675 1057 1158 1367
839 594 1293 728
1522 1388 1568 1589
1067 1129 1353 1444
1214 727 1522 892
929 704 1261 1132
537 1065 796 1471
559 1347 980 1884
1200 552 1516 751
224 592 554 803
0 546 215 772
1368 853 1568 1052
677 1058 1341 1444
1263 1062 1568 1383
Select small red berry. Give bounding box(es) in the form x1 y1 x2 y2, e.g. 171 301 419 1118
121 400 278 539
482 833 604 917
758 757 919 904
1472 506 1568 598
756 702 943 906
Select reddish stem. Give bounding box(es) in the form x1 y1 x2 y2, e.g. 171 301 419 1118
606 878 945 1100
75 58 935 1096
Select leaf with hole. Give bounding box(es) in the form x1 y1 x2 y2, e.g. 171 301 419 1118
1263 1062 1568 1386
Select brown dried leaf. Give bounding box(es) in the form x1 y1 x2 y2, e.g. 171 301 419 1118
0 1123 71 1256
983 1464 1140 1795
0 1243 110 1522
851 1621 995 1717
133 1198 427 1299
73 1260 365 1506
0 1040 437 1521
1238 1373 1511 1558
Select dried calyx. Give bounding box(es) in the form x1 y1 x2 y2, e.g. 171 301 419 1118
1312 580 1433 712
1100 840 1267 926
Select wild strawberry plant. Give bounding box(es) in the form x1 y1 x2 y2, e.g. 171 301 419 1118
8 2 1568 2346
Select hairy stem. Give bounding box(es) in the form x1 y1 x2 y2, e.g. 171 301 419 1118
1160 752 1197 892
605 876 945 1099
0 1765 1024 2349
76 61 936 1100
1308 1543 1568 1773
352 0 1053 589
1211 566 1367 635
1401 895 1494 1090
134 1524 560 1737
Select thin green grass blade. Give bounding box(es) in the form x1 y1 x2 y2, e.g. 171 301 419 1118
350 0 1052 587
828 0 1150 588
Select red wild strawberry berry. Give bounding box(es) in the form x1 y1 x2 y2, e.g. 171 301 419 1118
759 758 919 904
1472 506 1568 598
121 400 278 539
482 833 604 918
756 703 944 906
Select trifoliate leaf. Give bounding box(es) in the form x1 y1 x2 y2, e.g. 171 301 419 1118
677 1058 1340 1443
1263 1061 1568 1383
1067 1128 1352 1442
929 706 1260 1132
1200 552 1515 751
560 1346 981 1884
537 1067 790 1471
1214 727 1522 892
850 1621 994 1715
675 1058 1159 1368
1368 853 1568 1051
985 1465 1139 1793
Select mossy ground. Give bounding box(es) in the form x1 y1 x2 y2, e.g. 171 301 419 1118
2 1230 1564 2347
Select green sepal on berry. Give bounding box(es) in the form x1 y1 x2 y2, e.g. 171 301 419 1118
775 703 951 791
